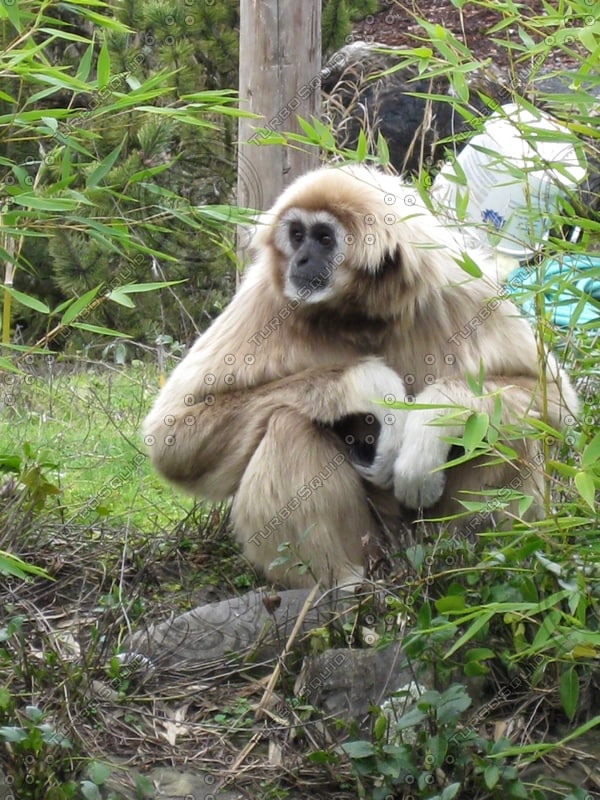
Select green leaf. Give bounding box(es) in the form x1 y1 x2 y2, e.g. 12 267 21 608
96 38 111 88
435 594 466 613
454 249 483 277
115 281 185 294
582 432 600 469
3 287 50 314
0 687 10 710
87 760 111 785
465 647 495 662
463 412 489 452
0 0 22 32
86 139 126 189
377 131 390 165
559 666 579 721
445 610 494 657
534 551 562 576
0 726 27 743
405 544 424 570
76 40 95 82
417 602 431 628
373 713 388 742
450 71 469 102
60 286 103 325
25 705 44 722
356 128 367 161
339 740 376 759
441 784 461 800
0 356 22 374
484 765 500 789
531 609 560 650
395 705 427 730
107 290 136 308
435 685 472 724
11 194 80 211
579 26 598 54
575 471 596 510
71 323 132 338
80 781 102 800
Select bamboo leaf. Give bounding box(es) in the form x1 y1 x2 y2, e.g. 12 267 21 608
96 37 111 88
0 0 22 32
377 131 390 165
107 291 135 308
463 412 489 452
86 137 126 188
60 286 103 325
114 280 185 294
3 287 50 314
76 40 96 83
445 610 494 657
71 323 132 338
582 432 600 469
0 357 21 374
11 195 80 211
454 250 483 277
575 471 597 510
559 667 579 721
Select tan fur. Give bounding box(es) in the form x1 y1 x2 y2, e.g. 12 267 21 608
143 164 579 589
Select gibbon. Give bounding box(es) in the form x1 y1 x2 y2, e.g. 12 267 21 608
143 164 578 589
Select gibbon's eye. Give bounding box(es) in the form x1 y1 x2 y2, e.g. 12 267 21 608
311 223 336 249
289 222 306 247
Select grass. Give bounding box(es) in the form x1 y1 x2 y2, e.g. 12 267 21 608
1 359 192 533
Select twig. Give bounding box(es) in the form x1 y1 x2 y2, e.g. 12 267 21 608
254 582 322 721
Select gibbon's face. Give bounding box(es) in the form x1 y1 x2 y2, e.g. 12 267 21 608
273 210 347 303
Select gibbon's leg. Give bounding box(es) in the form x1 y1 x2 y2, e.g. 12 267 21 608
231 407 377 589
393 376 576 511
430 442 546 530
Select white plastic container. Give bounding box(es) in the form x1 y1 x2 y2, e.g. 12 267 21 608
431 103 587 259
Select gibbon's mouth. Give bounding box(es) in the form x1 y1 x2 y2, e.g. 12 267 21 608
283 276 335 304
291 271 328 292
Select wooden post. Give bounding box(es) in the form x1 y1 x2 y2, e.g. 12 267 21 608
237 0 322 218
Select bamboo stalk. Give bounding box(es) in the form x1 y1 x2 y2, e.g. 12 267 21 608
1 214 15 348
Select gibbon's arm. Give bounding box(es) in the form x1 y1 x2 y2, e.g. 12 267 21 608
143 358 406 500
387 269 580 509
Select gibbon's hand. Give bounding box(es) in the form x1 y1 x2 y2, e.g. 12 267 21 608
393 417 453 509
342 361 407 489
352 412 406 488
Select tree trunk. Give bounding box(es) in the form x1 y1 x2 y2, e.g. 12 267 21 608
237 0 322 220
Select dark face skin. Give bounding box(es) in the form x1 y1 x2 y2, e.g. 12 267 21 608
288 220 339 293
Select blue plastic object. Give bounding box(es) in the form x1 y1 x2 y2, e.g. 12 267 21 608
506 254 600 328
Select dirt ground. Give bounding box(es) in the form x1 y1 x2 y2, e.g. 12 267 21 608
352 0 583 71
